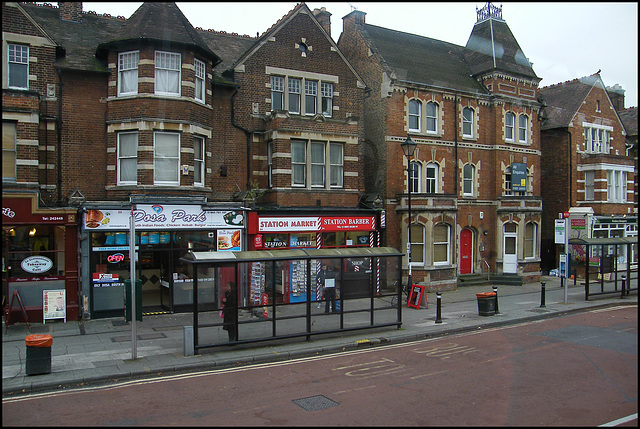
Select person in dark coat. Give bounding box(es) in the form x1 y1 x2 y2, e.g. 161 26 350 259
319 263 339 313
222 281 238 341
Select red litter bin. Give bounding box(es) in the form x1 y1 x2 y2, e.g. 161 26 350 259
25 334 53 375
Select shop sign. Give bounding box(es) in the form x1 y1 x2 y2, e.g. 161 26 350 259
106 253 126 263
511 162 527 192
218 230 241 251
257 215 376 233
84 205 244 230
93 273 119 282
21 256 53 274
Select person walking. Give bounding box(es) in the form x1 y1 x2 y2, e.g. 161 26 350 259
222 281 238 341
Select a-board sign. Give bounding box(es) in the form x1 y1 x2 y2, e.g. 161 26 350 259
43 290 66 323
407 284 427 310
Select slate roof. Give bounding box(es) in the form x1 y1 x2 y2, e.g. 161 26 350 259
539 74 602 130
464 16 538 80
17 2 220 72
618 107 638 138
358 23 487 95
197 30 256 82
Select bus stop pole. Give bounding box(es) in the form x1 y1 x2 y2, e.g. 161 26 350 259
129 201 137 360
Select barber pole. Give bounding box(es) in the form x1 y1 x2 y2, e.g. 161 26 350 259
316 233 322 303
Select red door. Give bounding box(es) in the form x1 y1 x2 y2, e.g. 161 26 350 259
460 229 473 274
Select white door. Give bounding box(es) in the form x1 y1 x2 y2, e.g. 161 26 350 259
503 223 518 274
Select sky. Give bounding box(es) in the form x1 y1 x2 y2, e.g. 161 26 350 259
79 2 638 108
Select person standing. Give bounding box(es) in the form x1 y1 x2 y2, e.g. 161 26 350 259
222 281 238 341
322 264 339 313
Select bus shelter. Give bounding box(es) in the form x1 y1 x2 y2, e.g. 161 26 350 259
568 237 638 300
180 247 404 353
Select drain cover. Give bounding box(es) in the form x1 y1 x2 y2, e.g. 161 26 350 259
292 395 339 412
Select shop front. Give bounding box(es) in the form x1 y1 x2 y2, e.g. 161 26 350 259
246 211 383 307
2 193 79 324
82 203 244 318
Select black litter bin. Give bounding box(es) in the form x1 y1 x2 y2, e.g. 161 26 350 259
25 334 53 375
476 292 496 316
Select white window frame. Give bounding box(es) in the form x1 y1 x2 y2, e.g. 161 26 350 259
305 80 317 116
271 76 284 110
117 131 138 185
155 51 181 96
291 139 344 189
194 58 206 103
8 44 29 90
288 78 301 114
118 51 139 96
426 102 438 134
2 122 17 180
585 170 595 201
408 161 421 193
410 223 425 265
607 170 627 203
425 162 438 194
583 123 612 154
505 112 515 141
154 132 180 185
409 100 421 132
518 115 528 143
433 223 451 265
194 136 205 187
321 82 333 117
504 166 512 196
463 163 475 196
462 107 474 138
524 222 537 259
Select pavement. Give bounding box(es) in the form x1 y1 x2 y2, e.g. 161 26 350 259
2 275 637 397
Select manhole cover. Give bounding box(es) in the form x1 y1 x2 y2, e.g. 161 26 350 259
292 395 339 412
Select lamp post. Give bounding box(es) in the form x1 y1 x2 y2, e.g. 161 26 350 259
401 136 417 294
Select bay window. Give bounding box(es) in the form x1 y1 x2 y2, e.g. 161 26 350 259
118 51 139 95
194 136 205 187
195 58 205 103
155 51 181 96
154 132 180 185
117 132 138 185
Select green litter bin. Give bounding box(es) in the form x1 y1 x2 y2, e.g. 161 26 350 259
476 292 496 316
26 334 53 375
124 278 143 322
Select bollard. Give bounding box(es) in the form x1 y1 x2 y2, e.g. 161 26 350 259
540 281 546 308
492 285 499 314
435 292 442 324
620 275 627 299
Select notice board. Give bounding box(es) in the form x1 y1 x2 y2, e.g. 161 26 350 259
43 290 66 323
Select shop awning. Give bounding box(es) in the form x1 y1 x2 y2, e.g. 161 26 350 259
182 246 403 264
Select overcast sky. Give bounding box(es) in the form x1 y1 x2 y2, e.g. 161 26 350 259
80 2 638 108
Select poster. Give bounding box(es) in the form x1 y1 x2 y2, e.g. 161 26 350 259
43 289 66 323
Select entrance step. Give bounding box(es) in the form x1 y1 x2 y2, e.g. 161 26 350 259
457 273 490 287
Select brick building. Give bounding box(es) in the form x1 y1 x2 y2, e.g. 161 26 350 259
338 3 544 291
539 74 637 275
2 2 371 321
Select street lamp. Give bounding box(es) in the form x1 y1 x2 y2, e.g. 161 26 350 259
401 136 417 295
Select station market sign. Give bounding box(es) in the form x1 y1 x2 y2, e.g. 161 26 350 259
254 215 376 233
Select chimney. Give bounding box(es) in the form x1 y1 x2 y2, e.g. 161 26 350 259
343 9 366 29
313 7 332 37
59 2 83 22
607 84 625 111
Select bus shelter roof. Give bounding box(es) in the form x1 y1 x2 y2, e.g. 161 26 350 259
181 246 403 265
568 237 637 246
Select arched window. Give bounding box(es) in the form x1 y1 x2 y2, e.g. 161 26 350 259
410 223 425 264
518 115 529 143
433 223 450 265
426 102 438 133
524 222 537 258
425 162 438 193
409 161 421 193
462 107 474 138
463 164 475 196
504 165 512 196
409 99 421 132
505 112 515 141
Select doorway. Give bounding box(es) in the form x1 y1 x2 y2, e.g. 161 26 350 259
460 228 474 274
503 222 518 274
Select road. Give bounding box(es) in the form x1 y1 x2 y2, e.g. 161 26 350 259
3 306 637 426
